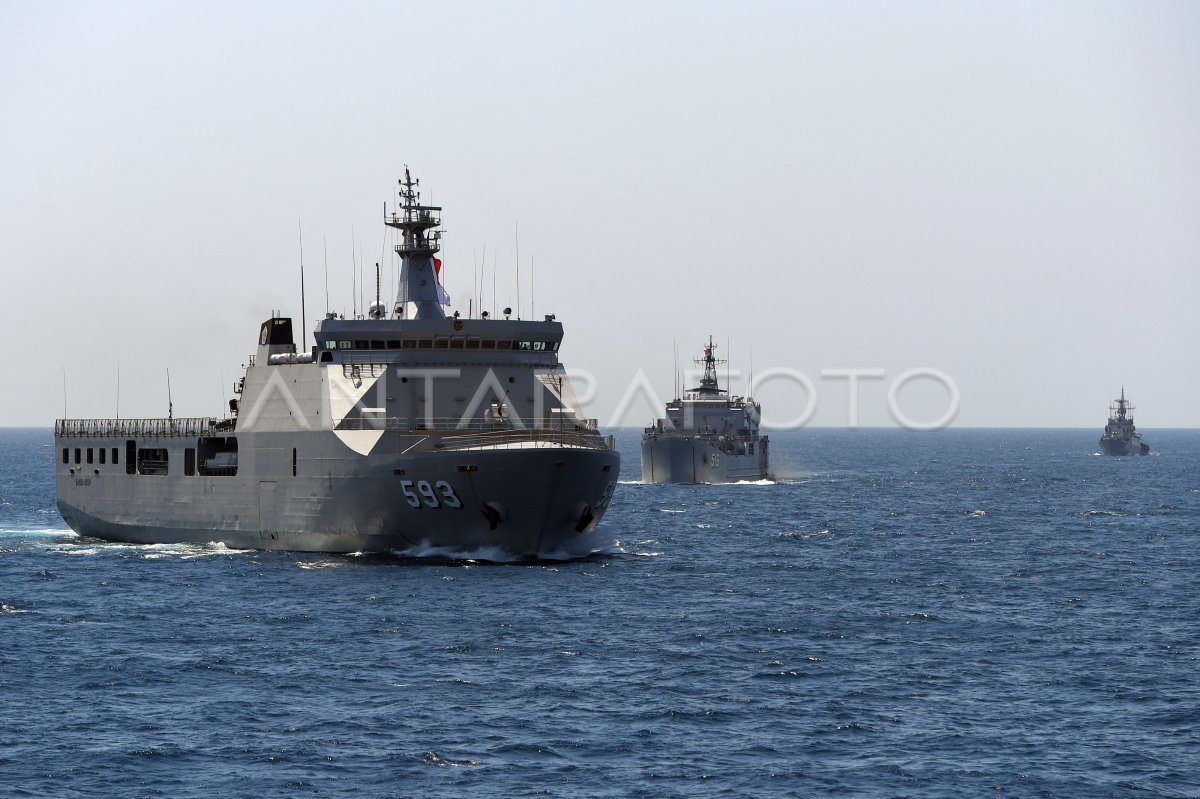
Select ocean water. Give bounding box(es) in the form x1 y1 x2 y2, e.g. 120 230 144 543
2 426 1198 798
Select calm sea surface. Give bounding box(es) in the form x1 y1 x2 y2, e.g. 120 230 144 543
2 427 1198 798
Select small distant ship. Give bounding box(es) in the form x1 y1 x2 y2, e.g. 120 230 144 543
1099 388 1150 456
641 337 769 483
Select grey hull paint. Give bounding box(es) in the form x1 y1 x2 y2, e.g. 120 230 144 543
640 436 768 484
1098 437 1150 456
58 433 619 556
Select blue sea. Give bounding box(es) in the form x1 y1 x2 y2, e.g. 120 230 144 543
2 427 1198 798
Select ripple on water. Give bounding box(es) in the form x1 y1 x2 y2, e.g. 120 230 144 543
1 428 1198 798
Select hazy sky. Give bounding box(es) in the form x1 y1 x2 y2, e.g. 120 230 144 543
2 1 1196 428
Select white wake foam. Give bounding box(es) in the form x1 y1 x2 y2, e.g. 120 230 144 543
0 528 75 537
388 526 614 563
48 539 250 559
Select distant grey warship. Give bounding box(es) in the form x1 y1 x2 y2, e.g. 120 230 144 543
1098 387 1150 456
641 337 769 483
55 168 619 556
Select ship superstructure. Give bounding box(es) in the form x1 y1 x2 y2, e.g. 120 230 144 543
55 169 619 556
1098 387 1151 456
640 337 769 483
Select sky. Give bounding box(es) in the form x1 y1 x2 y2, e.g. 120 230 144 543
1 0 1197 428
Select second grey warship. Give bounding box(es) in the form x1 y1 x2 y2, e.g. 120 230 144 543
641 337 769 483
1099 388 1151 456
55 168 619 557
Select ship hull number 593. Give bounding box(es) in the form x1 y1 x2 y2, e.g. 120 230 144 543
399 479 463 509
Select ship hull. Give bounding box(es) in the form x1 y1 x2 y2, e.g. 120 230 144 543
640 435 768 484
1098 436 1150 456
57 432 619 557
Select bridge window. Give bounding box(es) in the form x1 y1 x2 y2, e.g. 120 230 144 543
62 448 68 464
184 448 196 476
112 447 119 465
74 448 81 465
339 340 352 349
99 448 106 465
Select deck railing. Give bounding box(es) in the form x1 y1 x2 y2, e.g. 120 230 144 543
333 415 611 450
436 428 613 451
55 417 223 438
54 416 614 450
334 415 599 433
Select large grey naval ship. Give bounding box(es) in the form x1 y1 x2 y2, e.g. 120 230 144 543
55 169 620 556
641 337 769 483
1098 387 1151 456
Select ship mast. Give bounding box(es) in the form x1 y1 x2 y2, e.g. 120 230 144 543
691 335 727 397
1110 386 1135 423
384 166 446 320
